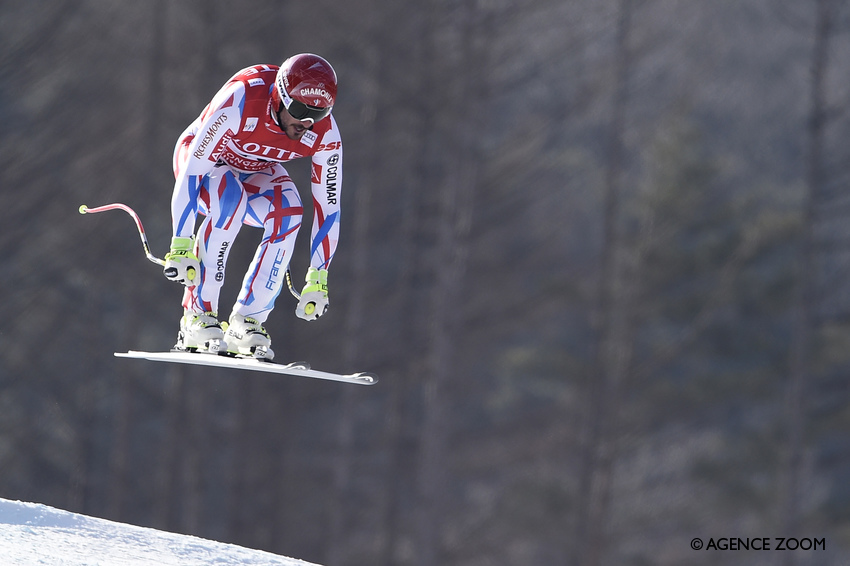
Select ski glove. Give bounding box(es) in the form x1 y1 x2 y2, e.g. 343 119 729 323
296 267 329 321
163 236 200 286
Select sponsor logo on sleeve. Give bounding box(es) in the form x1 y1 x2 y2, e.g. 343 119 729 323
193 113 229 159
316 141 341 152
325 153 339 205
300 129 318 148
243 117 258 132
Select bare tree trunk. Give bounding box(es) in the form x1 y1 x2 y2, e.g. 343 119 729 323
371 4 444 564
181 371 207 535
781 0 833 561
416 159 477 566
177 0 221 538
107 368 133 521
68 388 94 513
155 366 183 531
326 10 381 563
144 0 173 531
378 34 431 563
414 3 486 565
223 376 248 542
145 0 165 166
572 1 635 565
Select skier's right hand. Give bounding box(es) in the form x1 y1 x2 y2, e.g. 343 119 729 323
163 236 200 286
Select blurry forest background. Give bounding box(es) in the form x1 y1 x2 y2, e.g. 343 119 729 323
2 1 850 565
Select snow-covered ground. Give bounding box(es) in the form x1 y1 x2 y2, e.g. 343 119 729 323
0 498 320 566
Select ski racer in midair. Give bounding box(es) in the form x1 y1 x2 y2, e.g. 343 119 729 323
163 53 342 360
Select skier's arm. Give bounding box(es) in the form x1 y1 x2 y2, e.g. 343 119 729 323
170 83 245 239
308 116 343 271
295 117 342 321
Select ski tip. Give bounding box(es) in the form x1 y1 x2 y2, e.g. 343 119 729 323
351 372 379 384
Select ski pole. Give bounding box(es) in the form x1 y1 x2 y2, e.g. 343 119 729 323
79 203 165 266
79 202 302 300
284 270 301 300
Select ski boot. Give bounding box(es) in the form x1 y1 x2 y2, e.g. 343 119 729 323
175 311 227 354
225 312 275 360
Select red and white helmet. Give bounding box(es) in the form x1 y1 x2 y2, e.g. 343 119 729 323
272 53 337 124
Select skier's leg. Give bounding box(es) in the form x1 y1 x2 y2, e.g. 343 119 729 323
181 168 248 315
233 167 303 323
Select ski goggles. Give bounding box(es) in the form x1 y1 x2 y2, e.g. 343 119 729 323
281 97 333 124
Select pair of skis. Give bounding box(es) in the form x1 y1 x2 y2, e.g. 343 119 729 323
81 203 377 386
115 350 377 385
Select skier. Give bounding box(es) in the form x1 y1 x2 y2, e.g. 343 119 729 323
162 53 342 360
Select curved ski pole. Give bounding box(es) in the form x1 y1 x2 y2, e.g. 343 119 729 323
79 203 165 266
81 202 304 302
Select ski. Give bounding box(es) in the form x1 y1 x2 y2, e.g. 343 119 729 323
114 351 378 385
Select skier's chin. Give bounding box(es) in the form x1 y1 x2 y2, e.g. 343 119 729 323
286 125 306 140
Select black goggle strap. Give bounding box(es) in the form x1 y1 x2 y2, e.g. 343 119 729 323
279 85 331 123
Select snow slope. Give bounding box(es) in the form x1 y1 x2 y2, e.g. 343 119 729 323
0 498 320 566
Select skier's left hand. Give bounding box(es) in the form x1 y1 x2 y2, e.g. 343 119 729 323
296 267 329 321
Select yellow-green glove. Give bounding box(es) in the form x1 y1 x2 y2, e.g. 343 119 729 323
296 267 329 321
163 236 200 286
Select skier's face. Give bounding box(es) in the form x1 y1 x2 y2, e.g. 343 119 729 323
277 107 313 140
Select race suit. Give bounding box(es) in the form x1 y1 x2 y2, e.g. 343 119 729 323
171 64 342 322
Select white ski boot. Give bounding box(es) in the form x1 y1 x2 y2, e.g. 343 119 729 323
175 311 227 354
225 312 275 360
